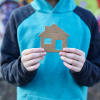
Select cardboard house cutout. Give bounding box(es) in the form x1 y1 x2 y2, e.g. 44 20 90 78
38 24 70 52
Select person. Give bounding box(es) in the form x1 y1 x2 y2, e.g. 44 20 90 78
1 0 100 100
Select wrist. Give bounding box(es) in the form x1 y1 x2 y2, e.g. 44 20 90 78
69 60 87 76
20 60 37 76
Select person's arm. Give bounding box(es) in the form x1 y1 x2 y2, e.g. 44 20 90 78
1 11 37 87
59 15 100 87
69 16 100 87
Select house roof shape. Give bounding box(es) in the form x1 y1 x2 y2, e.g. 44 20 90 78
38 24 70 37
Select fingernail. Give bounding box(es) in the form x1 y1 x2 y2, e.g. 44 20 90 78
63 48 66 51
43 52 46 55
59 52 62 55
61 56 63 59
41 48 44 51
60 52 63 55
42 56 44 59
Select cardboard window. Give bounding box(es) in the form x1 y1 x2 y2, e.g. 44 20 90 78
44 38 51 44
55 40 62 50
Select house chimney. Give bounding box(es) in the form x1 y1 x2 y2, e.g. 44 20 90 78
45 26 49 31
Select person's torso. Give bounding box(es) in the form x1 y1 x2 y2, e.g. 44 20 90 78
16 0 92 99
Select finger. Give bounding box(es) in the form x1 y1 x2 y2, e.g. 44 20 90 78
24 56 44 67
63 48 85 56
63 62 81 72
61 56 82 67
22 48 45 56
22 52 46 62
27 63 40 71
59 52 84 62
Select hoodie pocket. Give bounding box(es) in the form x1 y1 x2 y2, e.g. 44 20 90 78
28 94 81 100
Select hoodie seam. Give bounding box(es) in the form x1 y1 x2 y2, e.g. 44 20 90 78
73 11 91 35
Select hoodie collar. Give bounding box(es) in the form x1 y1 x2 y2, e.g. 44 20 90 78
31 0 76 13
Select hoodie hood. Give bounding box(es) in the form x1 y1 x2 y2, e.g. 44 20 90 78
31 0 76 13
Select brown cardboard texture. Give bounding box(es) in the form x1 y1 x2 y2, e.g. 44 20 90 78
38 24 70 52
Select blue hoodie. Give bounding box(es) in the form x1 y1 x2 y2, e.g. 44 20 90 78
1 0 100 100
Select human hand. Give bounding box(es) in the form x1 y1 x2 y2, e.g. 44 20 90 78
21 48 46 71
59 48 85 72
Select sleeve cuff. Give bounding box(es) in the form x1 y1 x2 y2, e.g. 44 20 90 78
69 60 87 76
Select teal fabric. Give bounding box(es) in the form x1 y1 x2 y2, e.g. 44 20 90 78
32 0 76 13
17 0 91 100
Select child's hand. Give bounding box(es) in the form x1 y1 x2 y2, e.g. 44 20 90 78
59 48 85 72
21 48 46 71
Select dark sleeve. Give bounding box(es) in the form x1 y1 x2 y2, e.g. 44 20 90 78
1 10 36 87
70 9 100 87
